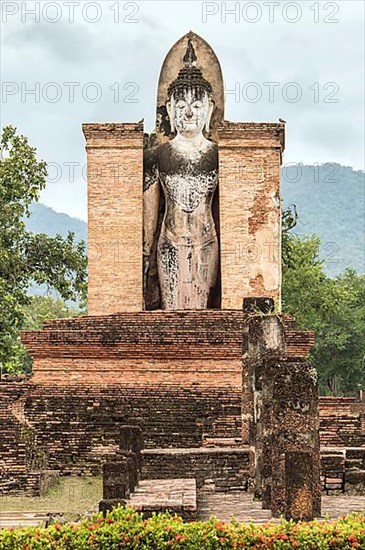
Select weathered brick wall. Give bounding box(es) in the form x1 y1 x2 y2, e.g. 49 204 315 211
1 379 364 495
22 310 314 385
0 381 28 493
0 378 45 495
83 123 144 315
319 397 365 447
218 122 285 309
4 309 353 499
0 383 242 481
23 310 245 385
141 447 252 491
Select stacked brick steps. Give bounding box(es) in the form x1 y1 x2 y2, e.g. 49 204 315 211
202 437 243 447
320 449 345 493
0 512 51 529
210 415 242 438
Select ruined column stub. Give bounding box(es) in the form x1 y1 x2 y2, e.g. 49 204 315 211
271 362 321 520
155 31 224 144
218 122 285 309
83 123 144 315
245 315 321 520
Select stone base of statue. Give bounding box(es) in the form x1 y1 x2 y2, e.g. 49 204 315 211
20 306 320 518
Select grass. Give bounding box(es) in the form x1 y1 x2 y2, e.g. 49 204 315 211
0 476 102 522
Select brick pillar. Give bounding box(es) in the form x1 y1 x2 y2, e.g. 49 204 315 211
217 122 285 309
271 361 321 520
244 312 286 504
99 460 129 514
245 313 321 520
102 460 130 500
120 425 144 473
83 122 144 315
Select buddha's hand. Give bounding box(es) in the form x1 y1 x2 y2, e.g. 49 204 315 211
143 253 150 292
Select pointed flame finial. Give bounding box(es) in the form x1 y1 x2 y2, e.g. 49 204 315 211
183 38 197 66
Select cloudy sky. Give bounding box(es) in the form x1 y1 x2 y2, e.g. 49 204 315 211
1 0 364 220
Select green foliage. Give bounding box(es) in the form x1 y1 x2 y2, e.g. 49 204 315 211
0 507 364 549
282 208 365 395
2 296 83 376
0 126 87 373
22 296 83 330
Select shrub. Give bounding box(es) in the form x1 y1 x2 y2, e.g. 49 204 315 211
0 506 364 549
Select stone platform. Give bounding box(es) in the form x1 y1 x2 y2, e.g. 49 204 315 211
129 478 197 520
0 512 51 529
198 493 365 522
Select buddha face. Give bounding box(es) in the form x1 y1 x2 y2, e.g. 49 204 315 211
167 89 213 137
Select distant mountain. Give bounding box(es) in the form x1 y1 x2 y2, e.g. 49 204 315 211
24 164 364 278
281 164 364 277
26 203 87 242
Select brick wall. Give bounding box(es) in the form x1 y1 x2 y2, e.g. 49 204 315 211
319 397 365 447
22 310 314 385
218 122 285 309
83 123 144 315
0 382 242 481
1 382 364 495
23 310 245 385
142 447 252 491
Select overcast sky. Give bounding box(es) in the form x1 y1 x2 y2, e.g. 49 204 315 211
1 0 364 220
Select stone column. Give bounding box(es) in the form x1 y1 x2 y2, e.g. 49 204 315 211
120 425 144 473
244 311 286 505
271 361 321 520
217 122 285 309
99 460 129 514
83 122 144 315
244 312 321 520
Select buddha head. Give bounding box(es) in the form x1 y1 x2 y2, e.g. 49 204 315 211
166 39 214 138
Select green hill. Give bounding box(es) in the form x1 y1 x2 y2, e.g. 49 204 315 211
26 203 87 242
281 164 364 276
24 164 364 278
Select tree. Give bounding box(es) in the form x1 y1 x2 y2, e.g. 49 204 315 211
282 207 365 395
311 270 365 395
0 126 87 373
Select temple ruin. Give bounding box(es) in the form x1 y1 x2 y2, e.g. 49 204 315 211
1 33 364 521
